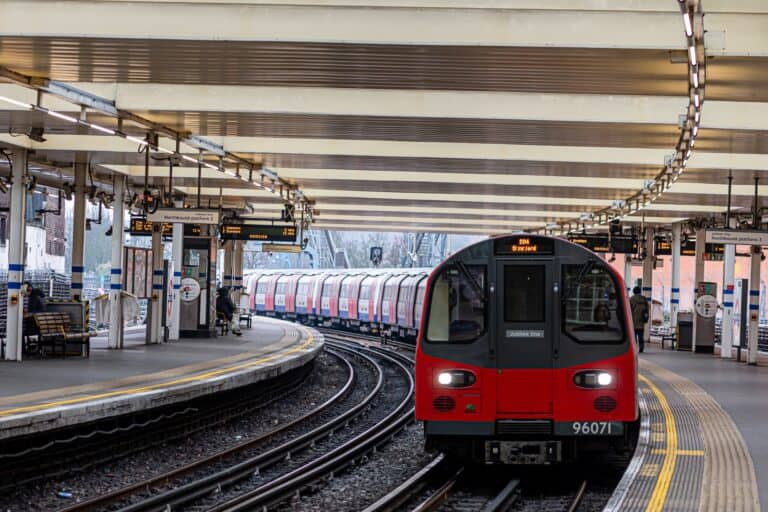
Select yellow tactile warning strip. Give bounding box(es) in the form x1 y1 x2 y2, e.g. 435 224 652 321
0 321 315 419
609 360 759 512
641 360 760 512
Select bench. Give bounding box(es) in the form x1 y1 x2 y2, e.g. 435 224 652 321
215 312 229 336
33 312 91 357
238 308 252 329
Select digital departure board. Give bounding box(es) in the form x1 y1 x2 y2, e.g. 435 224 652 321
130 218 173 236
220 224 297 243
567 235 637 254
494 236 555 255
654 239 723 257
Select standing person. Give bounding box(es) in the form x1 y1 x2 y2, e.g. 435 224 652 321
216 287 242 336
629 286 649 353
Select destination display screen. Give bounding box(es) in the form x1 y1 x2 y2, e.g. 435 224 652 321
494 236 555 255
654 239 723 257
129 218 172 236
220 224 297 243
567 235 637 254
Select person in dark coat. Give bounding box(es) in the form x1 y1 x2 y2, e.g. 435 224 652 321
24 282 47 313
629 286 649 353
216 287 242 336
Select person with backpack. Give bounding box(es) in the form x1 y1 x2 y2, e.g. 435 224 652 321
629 286 649 353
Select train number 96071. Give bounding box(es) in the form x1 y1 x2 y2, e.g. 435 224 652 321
554 421 624 436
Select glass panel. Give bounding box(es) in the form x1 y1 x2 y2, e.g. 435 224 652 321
426 264 486 343
503 266 545 323
562 264 624 343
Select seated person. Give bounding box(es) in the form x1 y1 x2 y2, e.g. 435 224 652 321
215 287 242 336
24 282 47 313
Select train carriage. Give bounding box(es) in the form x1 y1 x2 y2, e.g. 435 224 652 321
319 274 344 325
396 273 429 340
415 234 638 465
380 274 408 333
339 274 366 328
275 274 301 318
295 274 318 322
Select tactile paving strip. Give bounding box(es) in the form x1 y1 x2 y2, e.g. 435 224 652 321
614 361 758 512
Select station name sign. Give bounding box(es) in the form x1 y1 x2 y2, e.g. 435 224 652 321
567 235 637 254
220 224 297 243
705 229 768 246
261 243 302 253
147 208 220 225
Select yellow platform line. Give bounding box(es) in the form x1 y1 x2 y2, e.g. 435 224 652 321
651 449 704 457
0 329 314 418
640 374 677 512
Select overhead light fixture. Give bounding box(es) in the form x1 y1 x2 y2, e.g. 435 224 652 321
693 93 700 108
694 111 700 123
46 109 78 123
692 71 699 88
688 45 697 66
126 135 148 146
683 13 693 37
88 122 116 135
0 95 32 109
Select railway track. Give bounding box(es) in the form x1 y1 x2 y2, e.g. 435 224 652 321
55 339 414 512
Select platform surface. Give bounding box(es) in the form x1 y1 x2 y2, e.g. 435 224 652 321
0 317 322 440
607 343 762 512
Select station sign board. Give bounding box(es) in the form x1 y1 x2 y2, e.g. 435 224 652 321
654 238 724 258
220 224 297 243
705 229 768 246
147 208 220 225
262 243 302 253
567 235 637 254
129 217 172 236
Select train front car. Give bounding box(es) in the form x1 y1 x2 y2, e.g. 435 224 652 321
415 234 638 465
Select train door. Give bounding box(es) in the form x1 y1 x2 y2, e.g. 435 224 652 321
495 261 555 415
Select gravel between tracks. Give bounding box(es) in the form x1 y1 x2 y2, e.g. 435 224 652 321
279 421 432 512
0 351 346 512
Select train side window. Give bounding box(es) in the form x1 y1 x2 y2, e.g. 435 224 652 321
562 264 624 343
426 264 486 343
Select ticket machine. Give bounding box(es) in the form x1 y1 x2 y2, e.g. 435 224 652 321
179 225 217 337
693 281 718 353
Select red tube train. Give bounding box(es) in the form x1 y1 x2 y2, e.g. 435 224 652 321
415 235 638 464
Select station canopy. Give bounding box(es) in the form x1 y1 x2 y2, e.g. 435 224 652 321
1 0 767 235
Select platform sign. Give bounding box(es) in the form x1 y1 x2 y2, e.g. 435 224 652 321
705 229 768 246
262 243 302 253
220 224 297 243
129 217 173 236
654 238 723 257
147 208 220 225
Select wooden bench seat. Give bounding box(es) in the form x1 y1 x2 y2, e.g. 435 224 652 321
32 312 91 357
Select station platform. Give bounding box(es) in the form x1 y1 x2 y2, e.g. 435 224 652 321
606 343 763 512
0 317 322 441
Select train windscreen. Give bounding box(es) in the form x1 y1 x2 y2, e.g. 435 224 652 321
426 264 487 343
562 264 625 343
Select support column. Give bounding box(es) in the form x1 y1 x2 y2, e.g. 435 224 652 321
642 227 654 344
147 226 164 344
223 240 233 290
747 247 761 365
108 176 126 349
70 158 87 300
692 229 706 352
233 241 244 305
671 224 681 328
721 241 736 359
623 254 632 293
169 202 183 341
4 148 27 361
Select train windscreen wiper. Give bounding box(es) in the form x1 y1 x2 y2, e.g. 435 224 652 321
455 260 486 304
561 259 595 305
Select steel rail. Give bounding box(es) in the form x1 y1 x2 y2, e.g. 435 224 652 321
107 345 385 512
58 349 355 512
360 455 448 512
567 480 588 512
209 342 415 512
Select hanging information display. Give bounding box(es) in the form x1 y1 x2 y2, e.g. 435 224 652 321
567 235 637 254
220 224 297 243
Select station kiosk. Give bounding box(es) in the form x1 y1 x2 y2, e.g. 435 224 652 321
693 281 718 353
179 225 217 338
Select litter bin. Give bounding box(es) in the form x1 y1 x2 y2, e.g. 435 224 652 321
677 311 693 351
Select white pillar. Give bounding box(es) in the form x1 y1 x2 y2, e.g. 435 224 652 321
108 176 126 349
70 158 87 301
233 240 243 304
642 227 654 343
671 224 681 328
721 241 736 359
623 254 632 294
169 203 183 341
692 229 706 352
747 247 761 365
223 240 233 290
4 149 27 361
148 226 164 344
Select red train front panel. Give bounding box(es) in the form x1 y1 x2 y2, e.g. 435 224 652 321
415 235 638 464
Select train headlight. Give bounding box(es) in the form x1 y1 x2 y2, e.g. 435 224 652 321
574 371 615 389
436 370 476 388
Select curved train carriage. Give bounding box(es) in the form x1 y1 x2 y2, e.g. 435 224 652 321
243 267 429 339
415 234 638 464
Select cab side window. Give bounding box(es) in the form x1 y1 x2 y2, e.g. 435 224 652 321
426 264 486 343
562 264 624 343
